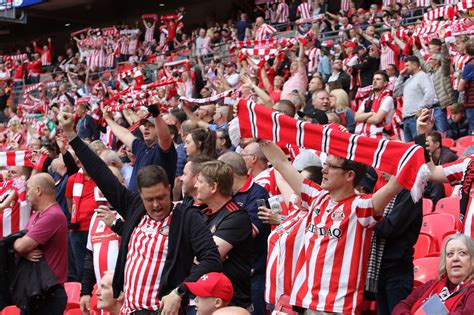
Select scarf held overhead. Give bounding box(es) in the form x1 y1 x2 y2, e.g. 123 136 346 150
0 151 47 170
236 99 429 201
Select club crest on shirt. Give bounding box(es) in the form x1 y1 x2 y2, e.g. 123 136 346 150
331 209 345 221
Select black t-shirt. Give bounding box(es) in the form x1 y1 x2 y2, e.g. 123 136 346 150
205 200 252 307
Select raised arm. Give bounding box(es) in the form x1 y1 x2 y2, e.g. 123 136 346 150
371 175 403 216
100 103 136 148
58 112 136 217
260 141 304 195
148 103 173 151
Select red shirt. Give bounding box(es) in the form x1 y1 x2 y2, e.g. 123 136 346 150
26 203 68 283
27 60 42 76
66 174 97 231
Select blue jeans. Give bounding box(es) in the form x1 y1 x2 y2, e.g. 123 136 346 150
67 235 78 282
433 106 449 135
403 116 417 142
69 230 88 281
251 273 266 315
466 108 474 134
376 270 413 315
20 285 67 315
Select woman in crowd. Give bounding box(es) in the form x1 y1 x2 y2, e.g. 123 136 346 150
184 127 216 158
393 234 474 314
329 88 355 133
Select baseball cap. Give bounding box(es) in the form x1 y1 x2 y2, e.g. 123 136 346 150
293 150 322 171
358 167 378 193
354 45 367 54
185 272 234 302
297 109 329 125
342 41 357 49
141 116 155 126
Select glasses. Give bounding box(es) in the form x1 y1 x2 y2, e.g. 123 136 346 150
323 162 347 171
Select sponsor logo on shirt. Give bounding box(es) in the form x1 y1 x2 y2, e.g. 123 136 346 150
306 224 342 239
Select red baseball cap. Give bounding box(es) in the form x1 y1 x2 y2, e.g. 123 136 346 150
184 272 234 302
342 41 357 49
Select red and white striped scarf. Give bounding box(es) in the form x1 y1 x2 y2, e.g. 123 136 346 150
457 0 474 11
106 99 149 112
0 151 47 170
240 48 279 57
118 67 140 80
295 14 324 25
235 38 278 48
71 168 85 225
70 27 91 37
236 99 429 201
180 89 235 105
413 21 447 36
423 5 456 21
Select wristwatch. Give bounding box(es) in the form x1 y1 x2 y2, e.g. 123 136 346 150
111 217 120 229
174 285 187 298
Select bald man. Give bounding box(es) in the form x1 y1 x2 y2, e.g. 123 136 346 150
14 173 68 315
213 306 251 315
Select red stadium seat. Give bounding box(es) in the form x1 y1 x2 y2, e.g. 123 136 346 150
443 183 454 197
455 135 474 148
422 198 433 216
442 138 455 148
274 295 297 315
64 302 80 312
64 282 81 304
434 196 460 218
440 230 458 249
420 213 458 251
413 257 440 286
414 232 435 259
1 306 20 315
64 309 82 315
452 146 466 157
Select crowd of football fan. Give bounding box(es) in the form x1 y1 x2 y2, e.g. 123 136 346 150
0 1 473 315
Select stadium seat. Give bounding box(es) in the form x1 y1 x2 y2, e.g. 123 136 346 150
413 257 440 286
442 138 455 148
440 230 458 249
455 135 474 148
1 305 20 315
452 146 466 157
443 183 454 197
420 213 458 251
434 196 460 218
414 232 435 259
64 302 80 312
64 309 82 315
422 198 433 216
274 295 297 315
65 282 81 304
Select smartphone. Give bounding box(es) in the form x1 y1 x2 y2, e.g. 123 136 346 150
256 199 266 209
430 109 434 122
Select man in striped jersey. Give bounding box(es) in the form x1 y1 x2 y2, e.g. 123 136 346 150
59 112 222 315
258 139 403 314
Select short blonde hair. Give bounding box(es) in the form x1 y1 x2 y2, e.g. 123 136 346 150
329 89 350 110
438 233 474 280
